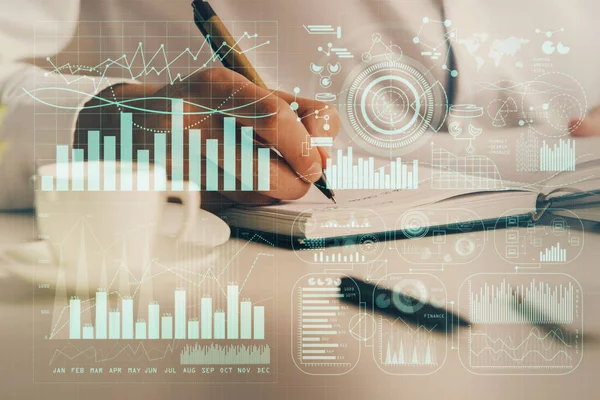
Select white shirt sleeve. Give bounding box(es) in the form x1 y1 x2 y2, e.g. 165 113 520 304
0 0 134 210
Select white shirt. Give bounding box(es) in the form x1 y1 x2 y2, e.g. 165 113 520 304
1 0 599 208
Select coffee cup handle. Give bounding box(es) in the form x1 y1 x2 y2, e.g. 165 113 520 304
164 181 200 240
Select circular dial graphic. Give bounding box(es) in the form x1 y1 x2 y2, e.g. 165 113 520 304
391 278 429 314
342 58 448 154
521 72 587 137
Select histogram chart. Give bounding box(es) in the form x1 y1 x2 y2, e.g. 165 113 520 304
64 286 265 342
291 274 360 375
180 344 270 365
39 101 270 192
539 139 576 172
313 250 366 263
459 274 583 374
325 147 419 190
469 280 575 325
34 233 277 383
301 234 383 265
32 20 278 193
540 243 568 263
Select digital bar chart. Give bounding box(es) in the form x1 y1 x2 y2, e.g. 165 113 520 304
539 139 576 172
40 100 271 192
470 280 574 324
324 147 419 190
540 243 568 263
313 250 366 263
292 275 361 375
180 344 271 365
66 285 265 340
298 284 347 363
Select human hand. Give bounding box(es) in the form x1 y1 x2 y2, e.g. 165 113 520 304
570 106 600 137
76 68 340 209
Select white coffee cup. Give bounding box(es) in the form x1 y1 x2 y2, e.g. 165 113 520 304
34 161 199 279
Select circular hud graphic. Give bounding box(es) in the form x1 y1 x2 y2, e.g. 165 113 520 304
342 58 447 154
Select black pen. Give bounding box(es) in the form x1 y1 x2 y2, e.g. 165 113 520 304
191 0 337 203
339 276 470 333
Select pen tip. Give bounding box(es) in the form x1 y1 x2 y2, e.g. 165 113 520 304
331 197 337 204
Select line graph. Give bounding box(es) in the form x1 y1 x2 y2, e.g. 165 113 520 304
469 327 578 369
379 317 440 368
29 20 279 142
42 22 276 92
373 274 447 375
34 227 277 383
460 274 583 374
470 280 575 325
431 149 504 190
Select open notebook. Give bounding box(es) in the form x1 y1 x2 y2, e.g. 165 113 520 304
223 135 600 247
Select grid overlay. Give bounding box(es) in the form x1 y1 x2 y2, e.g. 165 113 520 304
431 148 503 190
33 20 279 192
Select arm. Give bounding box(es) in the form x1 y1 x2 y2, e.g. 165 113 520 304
73 69 340 212
0 0 137 209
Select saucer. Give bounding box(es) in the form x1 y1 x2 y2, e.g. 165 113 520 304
0 240 218 290
160 203 230 247
0 203 228 289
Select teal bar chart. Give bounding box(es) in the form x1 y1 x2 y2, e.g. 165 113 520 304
82 324 94 340
325 147 419 190
103 136 116 191
64 285 265 340
56 146 69 191
175 289 187 340
154 133 167 191
214 312 226 339
72 149 84 191
206 139 220 191
95 291 108 339
223 117 237 191
148 302 160 340
68 297 80 339
161 315 173 340
171 99 184 190
258 148 271 191
540 139 576 172
108 310 120 340
122 298 134 339
135 321 147 339
180 344 270 365
189 129 202 190
39 99 271 192
241 126 254 191
87 130 100 191
227 284 239 339
120 112 133 190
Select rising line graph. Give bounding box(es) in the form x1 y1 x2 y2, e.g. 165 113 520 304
44 31 272 90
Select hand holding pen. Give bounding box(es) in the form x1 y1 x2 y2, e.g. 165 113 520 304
192 0 338 203
75 2 340 211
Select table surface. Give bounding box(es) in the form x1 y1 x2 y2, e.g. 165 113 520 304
0 209 599 400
